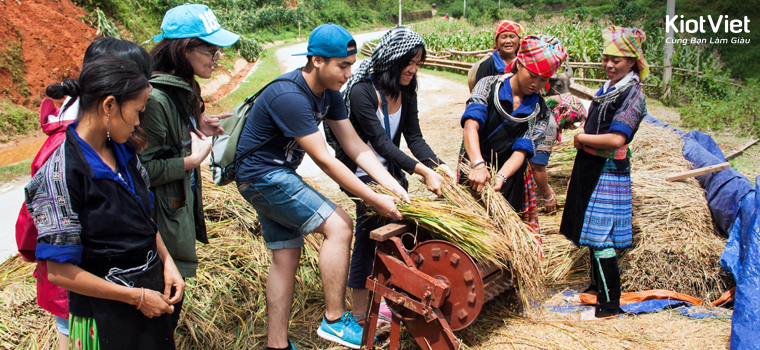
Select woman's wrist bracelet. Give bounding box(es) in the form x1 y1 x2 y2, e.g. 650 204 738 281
496 173 507 182
543 193 555 202
136 287 145 310
471 159 485 168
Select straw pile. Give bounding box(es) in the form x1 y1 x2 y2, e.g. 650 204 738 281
369 163 544 309
542 123 733 301
0 258 59 349
174 169 332 349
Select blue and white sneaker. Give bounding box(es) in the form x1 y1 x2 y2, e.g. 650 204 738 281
266 340 297 350
317 311 370 349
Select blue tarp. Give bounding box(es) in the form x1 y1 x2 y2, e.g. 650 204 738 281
730 178 760 350
643 116 759 349
545 290 729 318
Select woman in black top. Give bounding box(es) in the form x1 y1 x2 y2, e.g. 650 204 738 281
25 56 184 349
459 35 567 232
336 27 452 323
469 20 524 91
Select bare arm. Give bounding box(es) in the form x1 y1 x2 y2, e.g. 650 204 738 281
295 129 404 220
529 163 557 212
493 150 528 191
575 132 627 150
463 118 491 192
47 261 174 318
156 232 184 305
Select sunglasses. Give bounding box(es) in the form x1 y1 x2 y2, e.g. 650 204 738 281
194 47 221 61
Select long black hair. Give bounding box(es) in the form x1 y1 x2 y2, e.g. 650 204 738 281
150 38 209 119
55 38 153 114
45 56 151 148
84 37 153 80
371 44 426 101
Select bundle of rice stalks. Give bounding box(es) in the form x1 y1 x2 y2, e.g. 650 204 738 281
545 129 581 178
369 163 544 309
541 234 588 287
543 123 733 300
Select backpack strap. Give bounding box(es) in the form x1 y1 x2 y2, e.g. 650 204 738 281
151 83 197 160
225 77 314 174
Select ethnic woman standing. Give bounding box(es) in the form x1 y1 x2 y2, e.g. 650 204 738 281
559 26 649 319
471 20 525 90
25 56 184 349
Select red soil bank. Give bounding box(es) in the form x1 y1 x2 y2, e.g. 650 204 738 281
0 0 96 105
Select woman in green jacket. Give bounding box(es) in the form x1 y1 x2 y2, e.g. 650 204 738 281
138 4 239 328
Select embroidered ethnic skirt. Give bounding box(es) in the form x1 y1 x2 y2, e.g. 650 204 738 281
578 161 632 248
521 167 540 233
560 150 633 249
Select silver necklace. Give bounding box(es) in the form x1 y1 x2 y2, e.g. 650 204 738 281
592 78 637 134
493 79 540 123
492 78 540 155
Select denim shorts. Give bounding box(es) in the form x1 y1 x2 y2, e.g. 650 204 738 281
55 315 69 335
238 168 337 250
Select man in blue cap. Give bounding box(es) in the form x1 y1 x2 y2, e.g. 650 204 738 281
235 23 408 350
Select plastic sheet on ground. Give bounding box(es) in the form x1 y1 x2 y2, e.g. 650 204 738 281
642 116 759 349
730 178 760 350
545 290 730 319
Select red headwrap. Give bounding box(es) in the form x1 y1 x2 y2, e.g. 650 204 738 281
494 20 524 39
506 34 567 78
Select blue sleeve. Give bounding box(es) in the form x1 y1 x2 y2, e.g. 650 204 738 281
609 122 633 138
461 104 488 129
512 138 535 157
36 243 83 264
325 90 348 121
266 92 320 138
531 152 550 166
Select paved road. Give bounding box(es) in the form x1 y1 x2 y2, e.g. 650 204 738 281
0 178 29 261
275 30 388 180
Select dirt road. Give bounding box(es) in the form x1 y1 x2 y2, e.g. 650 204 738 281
0 32 473 262
276 30 390 181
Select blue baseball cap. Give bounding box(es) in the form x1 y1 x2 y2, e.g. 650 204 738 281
293 23 357 57
153 4 240 47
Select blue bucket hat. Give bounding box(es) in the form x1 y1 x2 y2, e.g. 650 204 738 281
293 23 356 58
153 4 240 47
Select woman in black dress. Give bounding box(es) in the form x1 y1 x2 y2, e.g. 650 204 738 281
26 55 183 349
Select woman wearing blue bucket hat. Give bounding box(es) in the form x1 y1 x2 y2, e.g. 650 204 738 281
138 4 239 331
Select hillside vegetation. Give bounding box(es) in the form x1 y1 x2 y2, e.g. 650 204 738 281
1 0 758 139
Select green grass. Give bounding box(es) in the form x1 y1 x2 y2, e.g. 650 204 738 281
0 158 32 183
206 40 301 115
0 100 37 140
730 146 760 185
0 41 30 100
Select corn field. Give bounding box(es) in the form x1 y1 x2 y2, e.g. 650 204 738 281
412 19 725 82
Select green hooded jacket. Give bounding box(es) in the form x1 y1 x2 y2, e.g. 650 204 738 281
139 74 208 278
